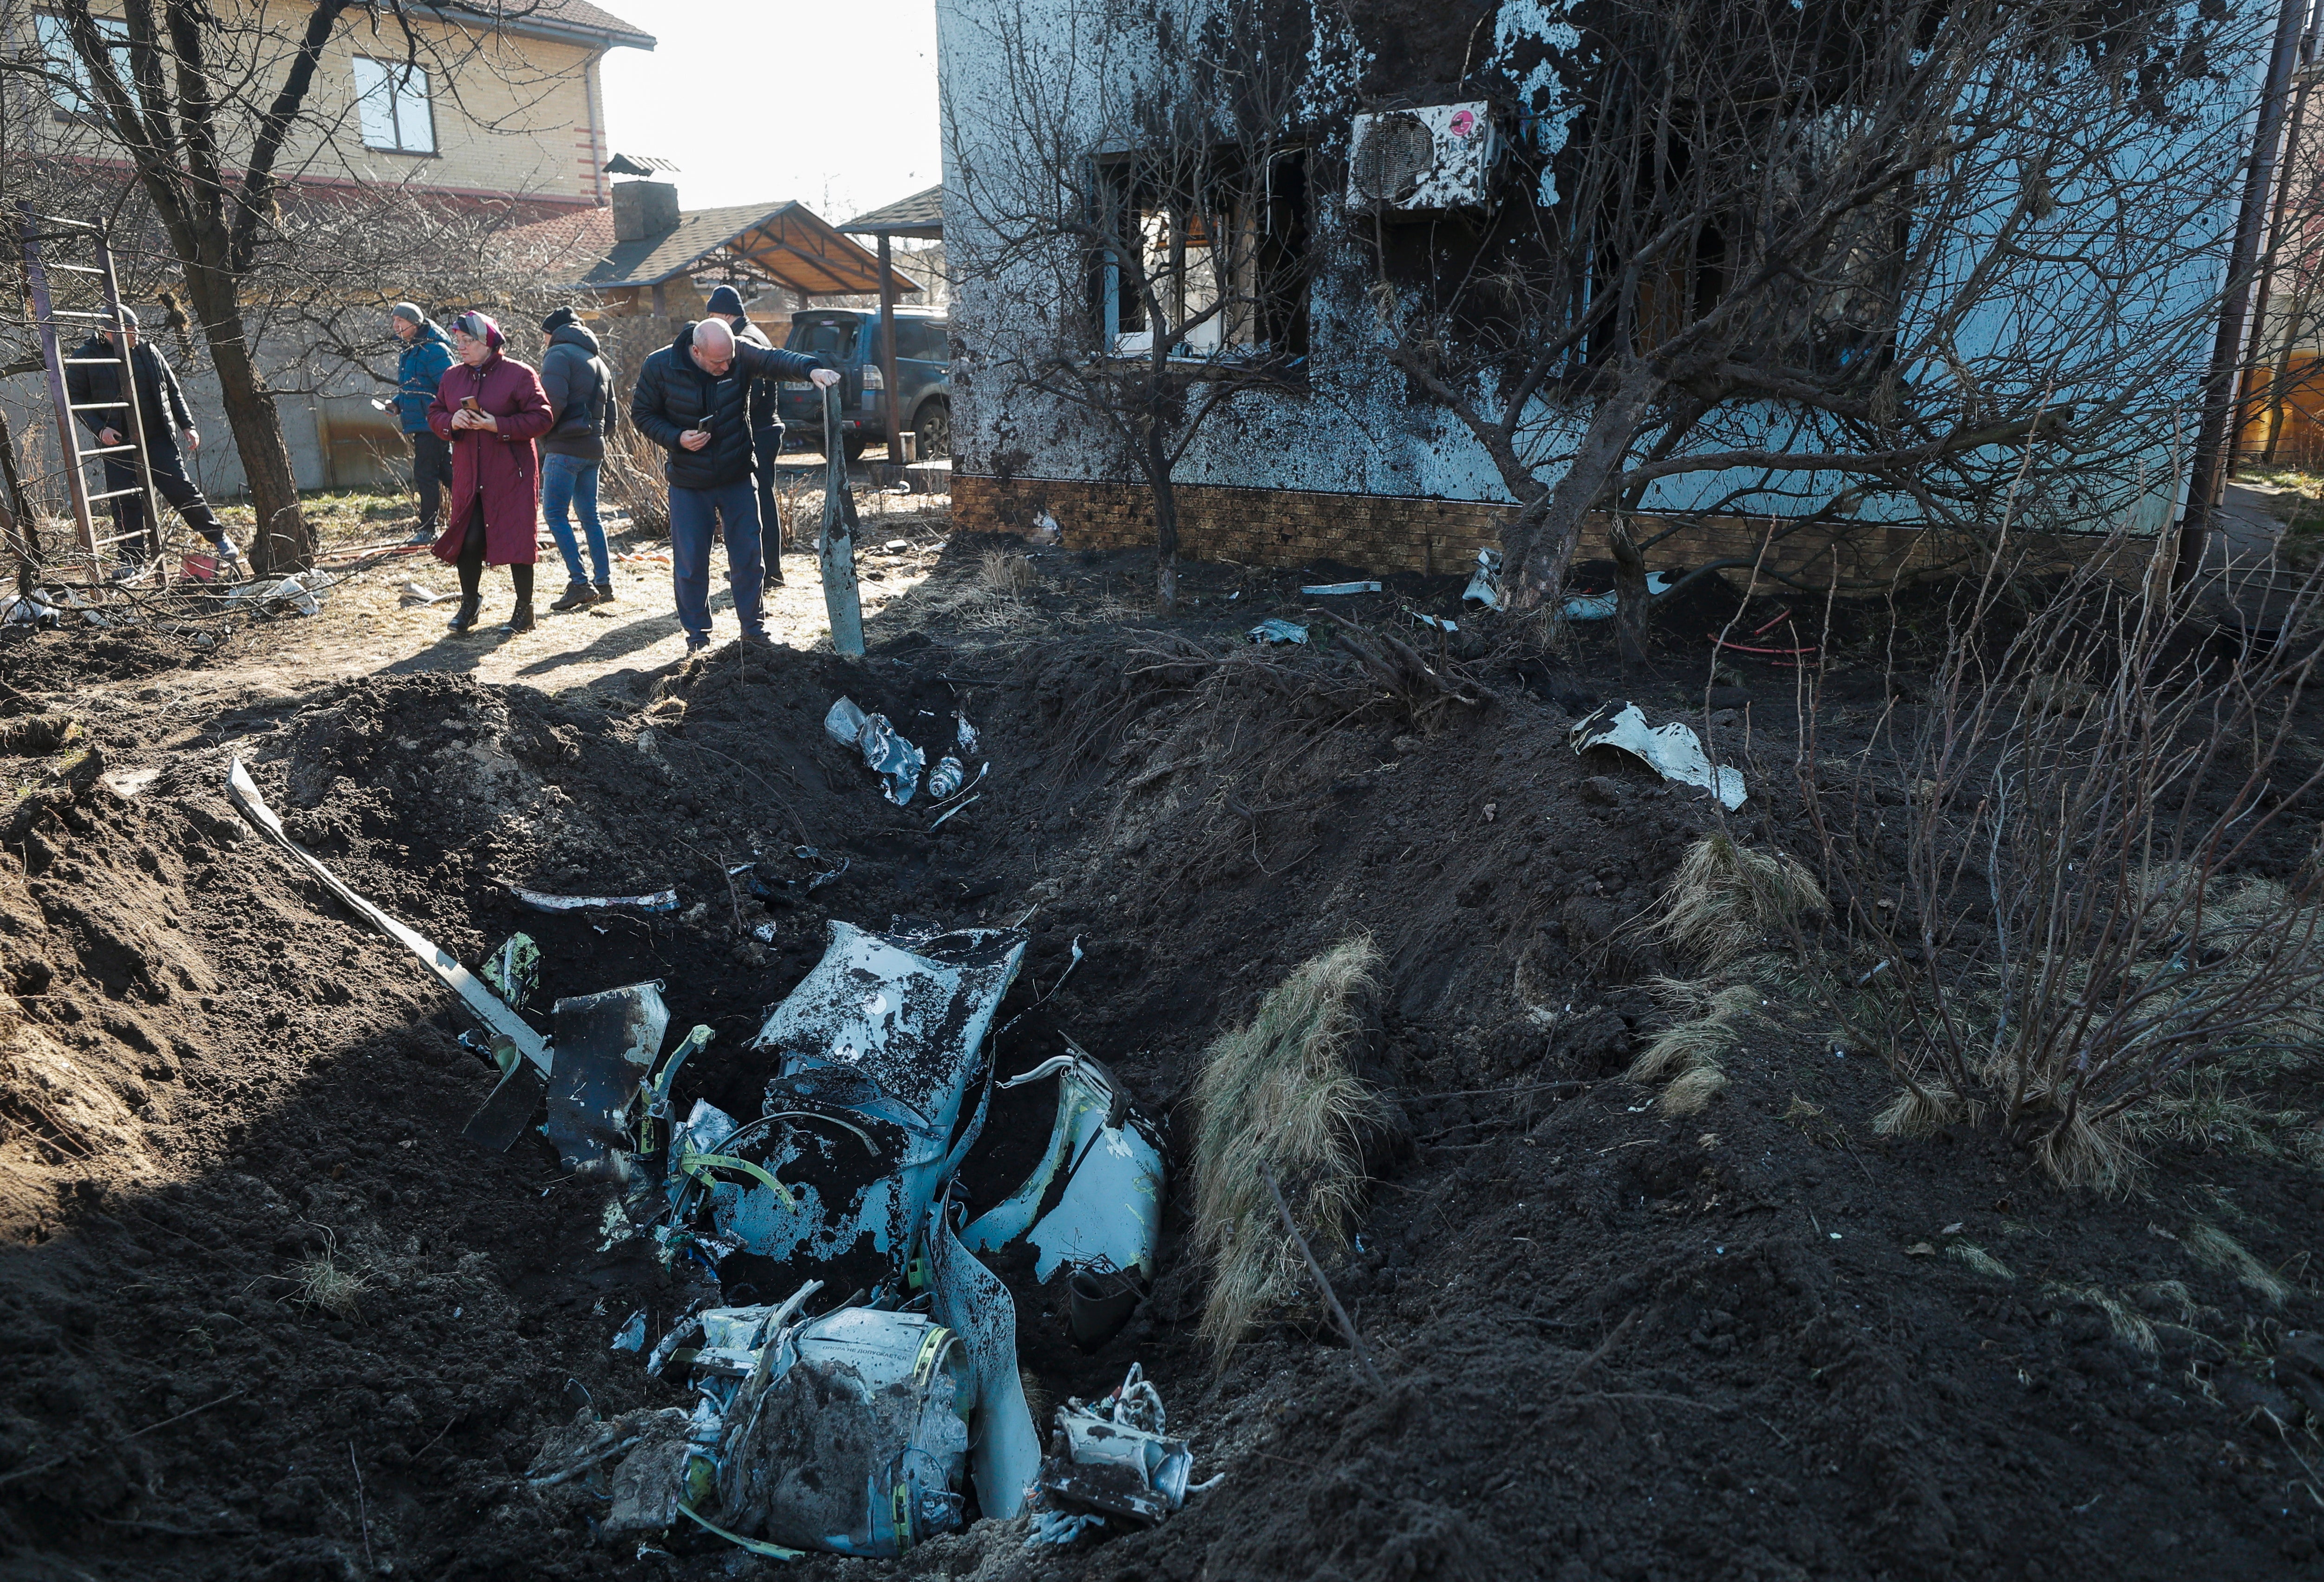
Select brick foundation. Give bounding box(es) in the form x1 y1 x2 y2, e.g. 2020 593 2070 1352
953 472 2137 589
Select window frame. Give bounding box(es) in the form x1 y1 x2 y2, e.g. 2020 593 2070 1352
1087 148 1311 374
351 55 438 156
34 11 133 118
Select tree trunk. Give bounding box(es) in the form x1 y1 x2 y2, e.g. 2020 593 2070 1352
1609 515 1650 667
1149 422 1178 610
1507 364 1662 613
182 264 310 573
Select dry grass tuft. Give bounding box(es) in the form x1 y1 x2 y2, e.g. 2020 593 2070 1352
1627 982 1755 1112
2047 1284 2159 1354
1661 1064 1730 1115
2025 1103 2141 1195
2181 1221 2289 1306
1946 1242 2014 1280
291 1245 372 1318
979 548 1035 595
2131 1279 2197 1320
1655 835 1826 968
1194 937 1386 1364
1872 1081 1974 1138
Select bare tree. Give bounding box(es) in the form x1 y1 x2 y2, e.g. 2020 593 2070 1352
0 0 582 572
1368 0 2258 630
945 0 1314 607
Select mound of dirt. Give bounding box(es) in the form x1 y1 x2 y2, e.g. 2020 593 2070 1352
0 550 2318 1582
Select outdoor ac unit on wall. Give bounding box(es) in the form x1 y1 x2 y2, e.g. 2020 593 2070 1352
1346 103 1500 217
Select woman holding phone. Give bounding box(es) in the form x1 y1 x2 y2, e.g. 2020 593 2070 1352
427 310 554 634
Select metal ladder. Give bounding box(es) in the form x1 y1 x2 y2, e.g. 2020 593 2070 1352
18 209 167 580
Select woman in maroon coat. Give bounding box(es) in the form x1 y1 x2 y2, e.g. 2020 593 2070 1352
428 311 554 633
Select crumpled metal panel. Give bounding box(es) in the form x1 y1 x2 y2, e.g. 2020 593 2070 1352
546 982 670 1178
691 924 1024 1299
926 1203 1042 1520
963 1052 1164 1283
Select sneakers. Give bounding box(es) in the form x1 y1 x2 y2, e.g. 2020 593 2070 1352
549 581 598 612
503 601 536 634
448 595 482 634
407 523 437 545
593 582 615 604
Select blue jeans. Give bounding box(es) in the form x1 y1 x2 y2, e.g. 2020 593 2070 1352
668 477 764 645
541 453 608 587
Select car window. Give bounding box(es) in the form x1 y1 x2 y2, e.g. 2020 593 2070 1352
785 316 860 360
897 320 948 361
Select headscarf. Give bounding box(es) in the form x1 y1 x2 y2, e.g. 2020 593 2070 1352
450 310 505 350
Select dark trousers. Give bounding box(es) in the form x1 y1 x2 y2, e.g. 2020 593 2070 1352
752 426 784 580
411 431 454 530
102 445 222 554
668 478 762 643
454 500 533 608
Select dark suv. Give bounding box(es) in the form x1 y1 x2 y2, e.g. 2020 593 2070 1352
777 307 951 461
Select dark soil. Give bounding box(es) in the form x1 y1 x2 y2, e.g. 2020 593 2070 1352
2 539 2321 1582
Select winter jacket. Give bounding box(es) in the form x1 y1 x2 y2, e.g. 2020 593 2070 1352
424 351 554 567
731 313 781 438
629 321 825 491
538 321 612 463
395 321 455 434
64 335 195 447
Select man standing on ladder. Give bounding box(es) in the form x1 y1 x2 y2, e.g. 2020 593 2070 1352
64 307 242 576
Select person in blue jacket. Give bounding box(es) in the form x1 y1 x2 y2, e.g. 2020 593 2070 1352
391 302 455 545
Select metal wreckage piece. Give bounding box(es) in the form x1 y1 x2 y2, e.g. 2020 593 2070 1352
223 771 1184 1559
561 920 1171 1558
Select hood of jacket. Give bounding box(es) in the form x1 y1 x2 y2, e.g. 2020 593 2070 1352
548 321 601 356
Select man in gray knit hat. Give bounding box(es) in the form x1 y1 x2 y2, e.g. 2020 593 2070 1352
391 302 454 544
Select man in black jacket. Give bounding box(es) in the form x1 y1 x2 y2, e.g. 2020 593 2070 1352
630 318 834 650
64 310 241 575
705 284 788 589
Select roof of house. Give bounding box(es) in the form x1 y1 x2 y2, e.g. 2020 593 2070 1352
841 185 944 241
511 201 912 298
435 0 655 52
604 153 680 177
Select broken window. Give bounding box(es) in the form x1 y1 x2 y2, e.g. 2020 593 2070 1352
352 56 436 155
1090 151 1310 365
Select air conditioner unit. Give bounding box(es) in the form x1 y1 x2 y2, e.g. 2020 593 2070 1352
1346 103 1500 216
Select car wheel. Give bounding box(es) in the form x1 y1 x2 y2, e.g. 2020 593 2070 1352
842 434 868 462
913 399 952 461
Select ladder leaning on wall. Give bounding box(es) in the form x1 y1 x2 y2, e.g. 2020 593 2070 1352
18 209 169 583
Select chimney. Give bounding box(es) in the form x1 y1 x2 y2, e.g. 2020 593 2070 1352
613 180 679 242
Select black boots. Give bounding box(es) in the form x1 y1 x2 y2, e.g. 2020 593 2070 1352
503 600 535 634
448 595 482 634
549 581 598 611
594 582 615 604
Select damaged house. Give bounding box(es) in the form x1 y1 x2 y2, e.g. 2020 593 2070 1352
937 0 2267 601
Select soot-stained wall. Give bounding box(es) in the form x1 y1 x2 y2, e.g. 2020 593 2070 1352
934 0 2231 566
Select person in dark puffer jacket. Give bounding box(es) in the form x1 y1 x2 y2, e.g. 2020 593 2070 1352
629 318 833 651
705 283 789 589
536 305 616 611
